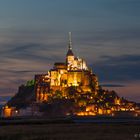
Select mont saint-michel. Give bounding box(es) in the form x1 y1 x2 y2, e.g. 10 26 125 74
1 33 140 118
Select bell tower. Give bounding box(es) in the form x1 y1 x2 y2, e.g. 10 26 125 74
66 32 74 70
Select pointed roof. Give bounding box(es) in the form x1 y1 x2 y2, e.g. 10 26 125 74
67 48 74 56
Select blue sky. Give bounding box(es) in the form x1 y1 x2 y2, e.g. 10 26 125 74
0 0 140 104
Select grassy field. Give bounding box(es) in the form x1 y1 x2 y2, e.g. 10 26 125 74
0 123 140 140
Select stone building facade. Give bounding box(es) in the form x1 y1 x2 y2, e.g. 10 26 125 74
35 32 99 102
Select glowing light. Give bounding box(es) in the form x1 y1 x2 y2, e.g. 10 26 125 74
111 113 115 116
15 110 18 113
2 106 12 117
134 113 138 117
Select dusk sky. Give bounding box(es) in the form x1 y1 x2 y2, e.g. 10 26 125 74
0 0 140 105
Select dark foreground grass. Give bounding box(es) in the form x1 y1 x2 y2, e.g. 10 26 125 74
0 123 139 140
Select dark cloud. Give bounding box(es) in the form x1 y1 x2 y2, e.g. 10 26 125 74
92 55 140 82
5 70 47 74
1 43 64 62
101 84 125 88
76 28 140 44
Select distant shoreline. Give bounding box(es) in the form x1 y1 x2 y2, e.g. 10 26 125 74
1 116 140 125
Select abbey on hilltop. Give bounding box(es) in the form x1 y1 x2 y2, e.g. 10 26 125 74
1 32 139 117
35 32 99 102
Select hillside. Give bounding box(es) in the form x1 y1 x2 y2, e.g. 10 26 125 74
3 74 138 118
7 83 35 109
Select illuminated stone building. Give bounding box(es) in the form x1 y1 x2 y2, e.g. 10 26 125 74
1 33 139 118
35 32 99 102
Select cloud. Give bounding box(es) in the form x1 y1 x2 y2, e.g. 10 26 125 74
92 54 140 82
77 28 140 42
101 84 125 88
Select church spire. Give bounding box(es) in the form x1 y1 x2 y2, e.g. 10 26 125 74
68 32 72 50
66 32 74 56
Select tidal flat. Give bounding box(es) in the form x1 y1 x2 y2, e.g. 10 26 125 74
0 123 139 140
